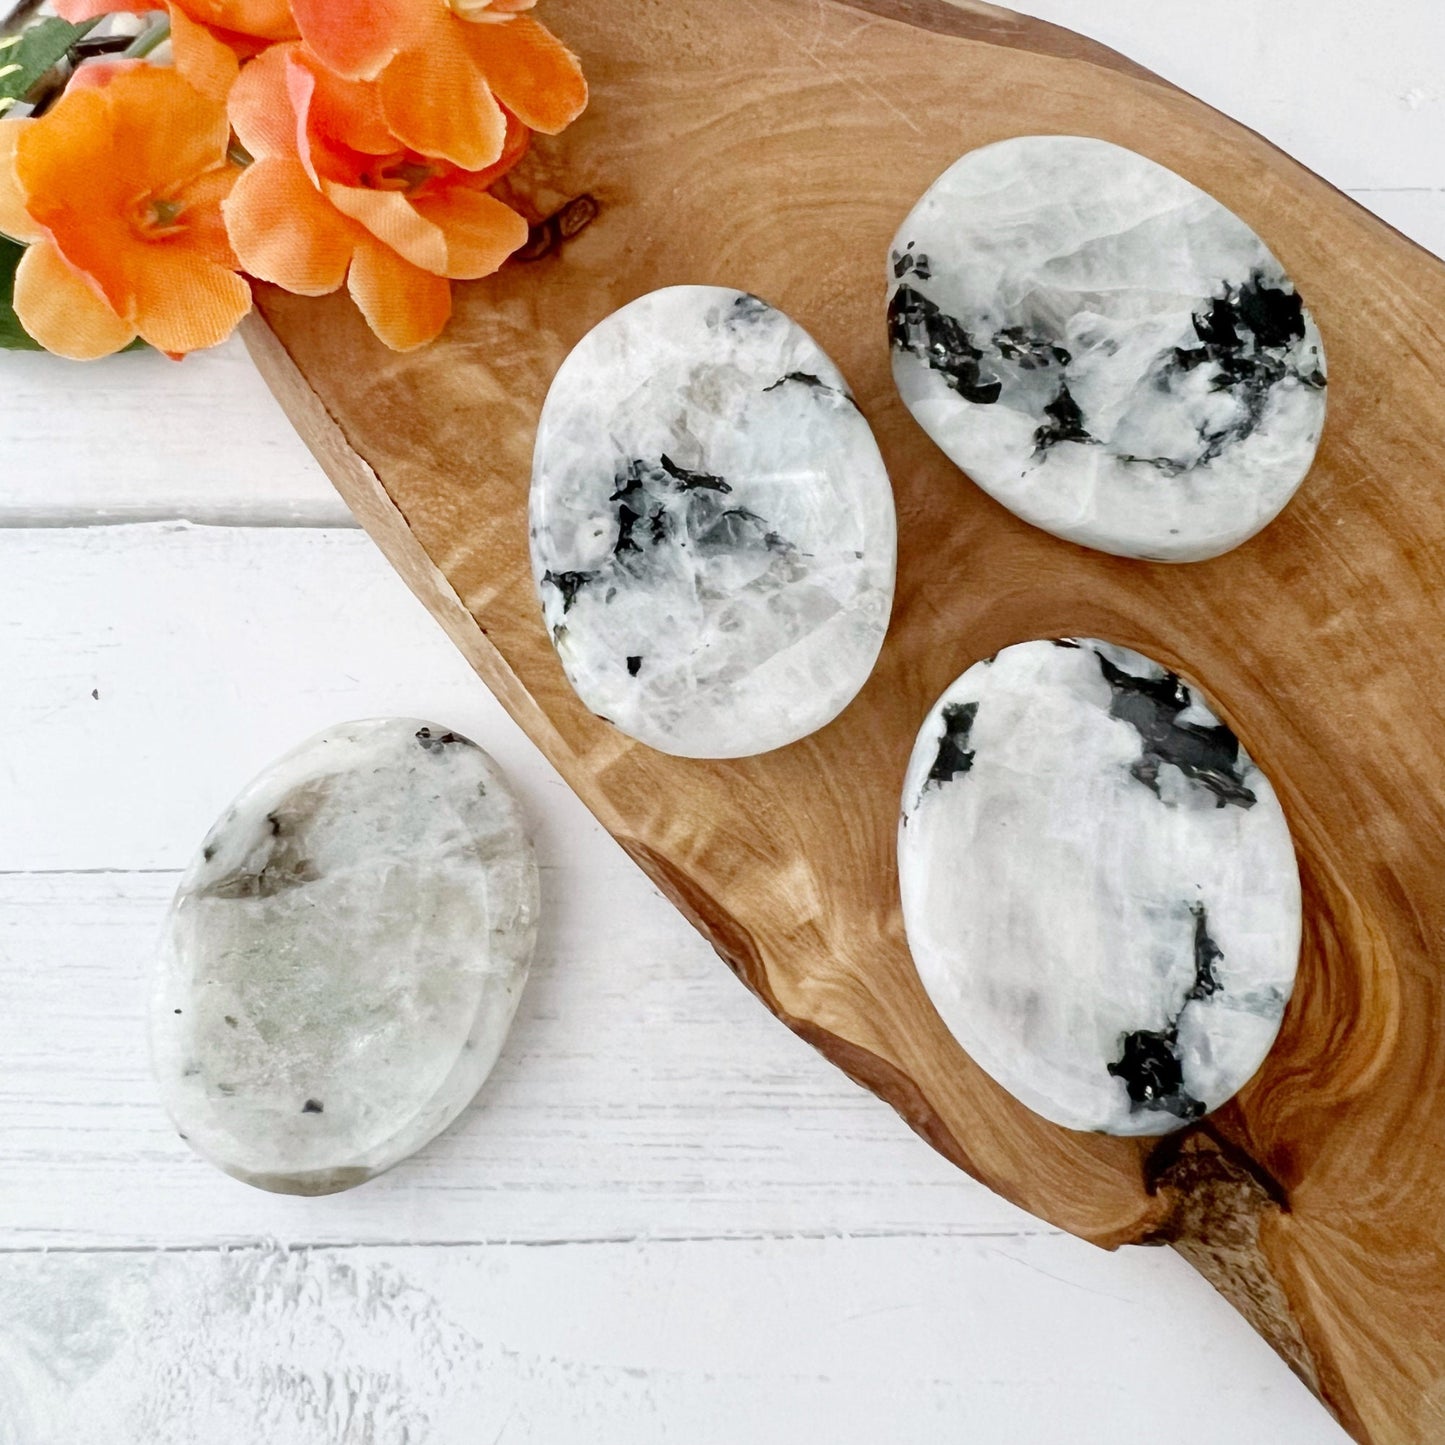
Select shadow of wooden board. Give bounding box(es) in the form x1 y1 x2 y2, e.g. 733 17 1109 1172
243 1 1445 1438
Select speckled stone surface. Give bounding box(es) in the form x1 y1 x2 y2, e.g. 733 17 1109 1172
888 136 1328 562
898 639 1301 1135
530 285 897 759
151 719 539 1194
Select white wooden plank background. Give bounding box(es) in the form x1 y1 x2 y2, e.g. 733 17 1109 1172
3 2 1438 1439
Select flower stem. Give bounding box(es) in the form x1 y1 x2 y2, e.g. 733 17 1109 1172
121 15 171 59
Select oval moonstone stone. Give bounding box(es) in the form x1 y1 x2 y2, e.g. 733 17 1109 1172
530 285 897 759
152 719 539 1194
887 136 1328 562
898 639 1301 1135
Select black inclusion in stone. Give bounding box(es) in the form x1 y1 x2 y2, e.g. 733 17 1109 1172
415 727 463 751
659 454 731 493
763 370 824 392
1033 382 1094 456
1109 902 1223 1121
696 506 788 556
891 245 932 282
1187 902 1224 1001
1107 1029 1205 1121
1163 268 1324 468
199 798 321 902
609 459 646 502
302 1098 324 1114
1176 271 1310 378
548 455 799 626
927 701 979 787
1235 273 1307 350
993 326 1071 371
1094 650 1257 809
542 569 595 613
888 284 1002 405
762 371 857 410
626 656 642 677
1191 293 1241 351
730 293 771 325
614 503 643 556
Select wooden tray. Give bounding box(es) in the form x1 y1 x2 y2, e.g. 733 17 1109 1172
243 3 1445 1439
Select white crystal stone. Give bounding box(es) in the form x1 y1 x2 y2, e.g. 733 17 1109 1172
152 719 539 1194
888 136 1328 562
530 285 897 758
898 640 1301 1135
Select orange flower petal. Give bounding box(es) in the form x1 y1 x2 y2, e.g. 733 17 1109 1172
228 42 299 160
462 15 586 135
12 239 136 359
458 109 531 191
128 247 252 352
378 42 507 170
168 6 241 104
0 120 43 244
289 0 415 81
284 46 404 191
287 48 395 160
411 184 528 279
174 163 242 268
177 0 297 42
105 64 232 185
13 92 136 307
322 179 447 274
348 237 451 351
22 64 230 213
14 83 125 210
17 66 234 317
224 155 357 294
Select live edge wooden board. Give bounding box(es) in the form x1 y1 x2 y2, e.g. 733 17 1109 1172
243 2 1445 1439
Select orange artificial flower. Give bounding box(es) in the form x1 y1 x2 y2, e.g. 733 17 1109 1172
0 61 249 358
54 0 299 101
288 0 586 171
223 43 531 351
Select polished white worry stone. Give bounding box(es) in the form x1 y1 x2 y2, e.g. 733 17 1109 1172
530 285 897 758
152 719 539 1194
888 135 1328 562
898 639 1301 1135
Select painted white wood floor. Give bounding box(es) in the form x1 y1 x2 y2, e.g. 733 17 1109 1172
2 4 1439 1440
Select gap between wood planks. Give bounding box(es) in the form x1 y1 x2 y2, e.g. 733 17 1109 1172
0 1225 1064 1256
0 510 359 529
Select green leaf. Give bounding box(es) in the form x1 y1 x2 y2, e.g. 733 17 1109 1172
0 16 98 110
0 234 43 350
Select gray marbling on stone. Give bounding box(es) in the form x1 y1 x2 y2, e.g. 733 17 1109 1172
152 719 539 1194
898 639 1301 1135
530 285 896 759
888 136 1328 562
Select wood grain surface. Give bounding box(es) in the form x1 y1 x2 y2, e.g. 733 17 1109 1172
243 2 1445 1439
